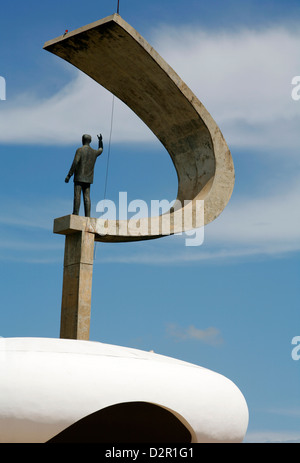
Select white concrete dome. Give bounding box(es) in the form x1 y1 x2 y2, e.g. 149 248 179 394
0 337 248 443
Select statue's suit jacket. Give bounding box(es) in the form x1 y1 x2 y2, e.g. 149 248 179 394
68 145 103 184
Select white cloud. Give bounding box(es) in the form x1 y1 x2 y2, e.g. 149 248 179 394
0 197 70 230
166 323 223 346
206 175 300 252
0 196 66 264
94 173 300 265
152 24 300 151
0 239 61 251
244 430 300 443
0 72 153 146
267 407 300 417
1 25 300 150
2 166 298 265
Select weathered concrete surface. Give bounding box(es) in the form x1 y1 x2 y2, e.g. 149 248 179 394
60 231 94 340
44 14 234 242
53 205 204 243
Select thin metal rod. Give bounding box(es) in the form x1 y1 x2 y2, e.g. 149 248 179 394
94 94 115 261
104 95 115 202
117 0 120 14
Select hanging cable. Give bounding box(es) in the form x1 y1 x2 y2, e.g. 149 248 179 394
104 94 115 203
94 2 119 262
94 94 116 261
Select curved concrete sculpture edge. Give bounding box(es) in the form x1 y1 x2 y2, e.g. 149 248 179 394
44 14 234 242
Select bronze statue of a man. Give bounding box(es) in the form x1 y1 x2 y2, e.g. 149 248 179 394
65 134 103 217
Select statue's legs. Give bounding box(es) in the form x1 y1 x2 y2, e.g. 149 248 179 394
73 182 91 217
82 184 91 218
73 183 81 215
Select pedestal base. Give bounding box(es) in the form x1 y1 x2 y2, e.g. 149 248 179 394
60 231 94 340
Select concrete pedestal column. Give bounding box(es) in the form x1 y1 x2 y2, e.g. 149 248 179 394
60 230 95 340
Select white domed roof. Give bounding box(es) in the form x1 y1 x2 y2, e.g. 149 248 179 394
0 337 248 443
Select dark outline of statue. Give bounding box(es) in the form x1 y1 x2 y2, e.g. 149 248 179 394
65 134 103 217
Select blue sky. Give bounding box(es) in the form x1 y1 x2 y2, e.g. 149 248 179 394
1 0 300 443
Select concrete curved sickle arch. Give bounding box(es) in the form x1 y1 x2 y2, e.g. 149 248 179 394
44 14 234 243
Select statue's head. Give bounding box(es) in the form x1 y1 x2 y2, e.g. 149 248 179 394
82 134 92 145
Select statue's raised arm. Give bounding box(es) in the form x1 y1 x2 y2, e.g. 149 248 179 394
97 134 103 155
